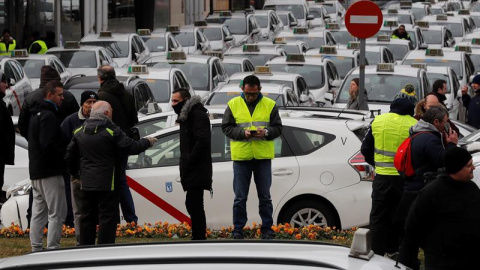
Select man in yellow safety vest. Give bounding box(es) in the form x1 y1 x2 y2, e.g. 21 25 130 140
222 75 283 240
29 31 48 54
0 29 16 56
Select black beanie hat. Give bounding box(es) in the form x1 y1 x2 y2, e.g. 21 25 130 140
39 65 61 89
80 91 98 106
445 147 472 174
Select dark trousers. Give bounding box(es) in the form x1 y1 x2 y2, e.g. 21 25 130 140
369 174 404 256
63 173 74 227
397 190 420 270
119 155 137 223
79 190 119 246
185 189 207 240
0 163 6 202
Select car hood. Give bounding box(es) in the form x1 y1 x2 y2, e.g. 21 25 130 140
209 40 224 51
112 57 130 68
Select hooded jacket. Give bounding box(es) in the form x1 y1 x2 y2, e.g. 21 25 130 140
61 108 87 143
407 120 456 191
97 79 138 137
27 101 66 179
0 92 14 165
176 95 212 191
65 113 151 191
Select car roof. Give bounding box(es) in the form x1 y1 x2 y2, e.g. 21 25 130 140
278 29 328 38
403 49 464 61
267 55 329 65
81 33 133 42
306 48 358 58
222 56 250 64
253 10 271 15
216 82 287 93
418 25 445 31
115 67 176 80
47 46 104 52
423 15 465 24
11 54 55 61
425 66 450 75
226 46 282 55
366 38 412 46
348 65 422 77
147 54 217 64
207 12 248 19
229 71 299 81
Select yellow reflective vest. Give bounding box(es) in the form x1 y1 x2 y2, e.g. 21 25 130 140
228 96 276 161
29 40 48 54
371 112 417 175
0 39 16 56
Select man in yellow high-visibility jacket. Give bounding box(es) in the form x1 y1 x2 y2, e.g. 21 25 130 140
0 29 16 56
361 97 417 256
222 75 283 240
29 31 48 54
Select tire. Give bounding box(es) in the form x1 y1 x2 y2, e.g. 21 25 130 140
280 200 340 228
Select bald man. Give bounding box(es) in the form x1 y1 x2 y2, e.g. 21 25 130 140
415 94 459 137
65 101 156 245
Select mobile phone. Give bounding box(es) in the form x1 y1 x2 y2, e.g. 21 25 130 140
250 130 258 134
444 122 451 134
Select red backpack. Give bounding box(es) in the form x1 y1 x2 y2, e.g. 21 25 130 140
394 132 430 176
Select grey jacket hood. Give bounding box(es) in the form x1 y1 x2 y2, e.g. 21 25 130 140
410 119 440 135
177 95 203 122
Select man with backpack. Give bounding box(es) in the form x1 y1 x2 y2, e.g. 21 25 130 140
396 105 458 270
361 97 417 256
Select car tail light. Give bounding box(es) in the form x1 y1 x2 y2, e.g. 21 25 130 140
349 151 375 181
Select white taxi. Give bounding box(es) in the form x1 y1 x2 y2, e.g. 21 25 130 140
276 27 337 48
375 21 428 50
80 31 150 67
46 41 116 76
266 53 341 104
161 25 211 55
13 51 71 89
143 51 228 99
401 47 475 88
276 10 299 30
382 9 415 25
205 11 262 46
332 63 430 113
364 45 395 65
137 29 183 57
366 35 412 62
253 10 284 41
306 45 360 79
422 14 472 43
264 0 314 28
306 1 328 29
224 44 286 67
324 23 356 46
415 21 455 48
220 55 255 77
320 0 346 22
195 21 236 52
257 38 310 54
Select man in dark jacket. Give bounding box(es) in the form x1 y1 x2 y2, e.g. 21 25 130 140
391 25 411 41
431 79 447 104
28 80 67 252
0 73 14 203
462 74 480 128
97 65 139 224
399 147 480 270
360 98 416 256
171 88 212 240
61 90 98 244
65 101 156 245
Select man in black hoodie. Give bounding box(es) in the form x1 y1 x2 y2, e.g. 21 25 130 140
97 65 139 224
172 88 212 240
431 79 447 104
28 80 67 252
0 73 14 203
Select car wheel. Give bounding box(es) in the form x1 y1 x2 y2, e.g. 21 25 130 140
281 200 339 228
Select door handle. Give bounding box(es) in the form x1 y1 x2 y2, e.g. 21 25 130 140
272 169 294 176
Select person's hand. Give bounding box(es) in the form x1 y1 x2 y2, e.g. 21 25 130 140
446 128 458 145
254 128 267 138
461 85 468 95
244 129 252 139
71 176 80 185
145 137 158 147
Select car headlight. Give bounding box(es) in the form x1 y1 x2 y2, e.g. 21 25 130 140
6 183 32 199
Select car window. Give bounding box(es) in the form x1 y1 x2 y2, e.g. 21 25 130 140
175 71 190 89
282 126 335 156
127 131 181 169
17 59 44 78
286 88 299 106
134 36 146 52
4 61 19 83
243 60 254 72
144 79 170 103
135 117 169 137
12 61 25 81
133 84 148 110
49 51 98 68
451 69 460 98
168 35 176 50
53 58 66 73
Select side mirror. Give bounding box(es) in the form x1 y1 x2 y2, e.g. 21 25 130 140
290 21 298 27
324 14 330 20
300 94 310 103
419 43 428 50
224 35 234 42
306 15 314 21
331 79 341 88
130 127 140 141
324 92 334 104
251 28 261 35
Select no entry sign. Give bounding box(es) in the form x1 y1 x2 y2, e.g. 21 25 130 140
345 1 383 39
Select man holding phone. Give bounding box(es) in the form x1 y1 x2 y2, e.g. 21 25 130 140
222 75 283 240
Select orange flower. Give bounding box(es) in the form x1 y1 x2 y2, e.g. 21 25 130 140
295 234 302 240
288 228 294 235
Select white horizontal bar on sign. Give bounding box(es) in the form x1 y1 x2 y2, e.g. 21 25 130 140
350 15 378 24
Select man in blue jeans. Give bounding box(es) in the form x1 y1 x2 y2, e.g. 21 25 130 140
221 75 283 239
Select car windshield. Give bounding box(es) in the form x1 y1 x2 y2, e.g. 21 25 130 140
309 8 323 19
208 92 284 106
384 44 409 60
377 29 417 48
472 16 480 28
337 74 421 103
144 79 170 102
230 79 294 90
426 73 451 94
431 22 463 37
264 5 305 20
411 7 425 20
422 30 442 44
283 36 324 48
278 14 289 25
174 32 195 47
402 59 463 79
322 55 354 79
365 51 381 65
469 54 480 73
80 41 129 58
48 51 97 68
223 63 242 77
331 31 355 45
206 17 247 35
151 62 209 90
268 64 325 89
143 37 166 52
200 28 222 41
278 44 301 54
236 54 277 66
254 15 268 28
323 4 336 14
17 59 44 78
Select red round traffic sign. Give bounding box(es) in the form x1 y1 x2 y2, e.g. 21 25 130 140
345 1 383 39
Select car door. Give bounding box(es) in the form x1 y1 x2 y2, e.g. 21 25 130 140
50 58 71 82
2 60 25 115
243 60 255 72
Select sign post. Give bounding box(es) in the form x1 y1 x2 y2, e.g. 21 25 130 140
345 1 383 111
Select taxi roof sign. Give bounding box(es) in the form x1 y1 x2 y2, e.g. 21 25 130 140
166 25 180 34
194 20 208 27
320 46 337 54
137 29 151 36
347 41 360 49
204 51 223 59
99 31 112 38
286 53 305 62
377 35 391 42
243 44 260 52
400 1 412 8
254 66 272 75
64 41 80 49
326 23 340 30
436 14 448 21
167 51 187 60
387 9 398 14
411 63 427 70
11 49 28 58
314 0 325 3
459 9 470 15
455 45 472 53
274 37 287 44
425 48 443 56
446 12 455 17
377 63 394 72
293 27 309 34
128 65 148 74
472 38 480 45
383 20 398 27
219 11 232 17
416 21 429 28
